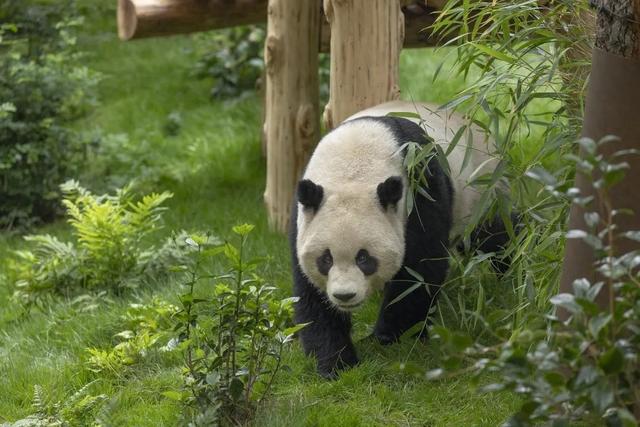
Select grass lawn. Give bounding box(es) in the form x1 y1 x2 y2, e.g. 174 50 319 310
0 6 520 426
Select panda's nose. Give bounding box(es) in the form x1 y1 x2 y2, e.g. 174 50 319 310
333 292 356 302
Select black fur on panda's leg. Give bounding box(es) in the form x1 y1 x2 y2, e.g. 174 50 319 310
373 259 448 345
292 264 358 378
465 212 522 274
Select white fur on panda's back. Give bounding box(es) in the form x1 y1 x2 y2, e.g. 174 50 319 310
347 101 497 237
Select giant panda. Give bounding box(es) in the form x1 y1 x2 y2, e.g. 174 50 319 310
289 101 507 378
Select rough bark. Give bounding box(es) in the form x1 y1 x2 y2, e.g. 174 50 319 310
320 5 440 52
560 0 640 306
263 0 320 232
322 0 403 130
593 0 640 57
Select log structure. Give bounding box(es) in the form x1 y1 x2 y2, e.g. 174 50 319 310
263 0 320 231
117 0 439 231
118 0 440 48
322 0 404 129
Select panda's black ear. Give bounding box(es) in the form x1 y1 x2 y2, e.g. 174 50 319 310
377 176 403 210
297 179 324 212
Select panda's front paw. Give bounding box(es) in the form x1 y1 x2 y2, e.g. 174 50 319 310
316 351 359 379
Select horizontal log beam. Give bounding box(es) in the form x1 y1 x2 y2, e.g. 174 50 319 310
118 0 269 41
118 0 441 48
319 4 440 51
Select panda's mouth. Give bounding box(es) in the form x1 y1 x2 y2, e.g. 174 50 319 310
337 301 363 310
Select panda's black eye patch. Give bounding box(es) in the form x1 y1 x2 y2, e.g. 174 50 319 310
316 249 333 275
355 249 378 276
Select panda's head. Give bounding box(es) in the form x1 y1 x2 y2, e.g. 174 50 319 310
295 172 406 312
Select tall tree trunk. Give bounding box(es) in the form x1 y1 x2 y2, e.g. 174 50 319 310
560 0 640 307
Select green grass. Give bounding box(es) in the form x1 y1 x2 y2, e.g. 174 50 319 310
0 7 521 426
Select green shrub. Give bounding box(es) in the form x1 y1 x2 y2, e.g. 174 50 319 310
193 26 266 99
167 225 304 426
415 137 640 426
192 26 330 102
9 181 173 308
0 3 98 230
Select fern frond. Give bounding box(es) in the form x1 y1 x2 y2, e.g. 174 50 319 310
31 384 47 417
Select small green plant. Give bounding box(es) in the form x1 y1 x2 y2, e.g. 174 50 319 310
414 137 640 426
86 298 179 376
4 383 107 427
167 225 304 426
9 181 173 308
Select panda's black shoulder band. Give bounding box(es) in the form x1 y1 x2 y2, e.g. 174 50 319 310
377 176 403 210
297 179 324 212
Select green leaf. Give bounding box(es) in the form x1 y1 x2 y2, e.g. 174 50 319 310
386 111 421 120
283 323 308 337
230 377 244 401
603 163 629 188
206 372 220 386
588 313 611 339
470 42 517 63
232 223 255 236
451 333 472 352
543 371 565 387
431 326 451 344
590 380 614 413
550 293 581 314
161 391 183 401
576 365 599 386
387 282 424 306
611 408 638 427
599 347 624 375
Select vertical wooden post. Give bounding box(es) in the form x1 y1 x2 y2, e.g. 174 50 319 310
263 0 320 232
322 0 403 129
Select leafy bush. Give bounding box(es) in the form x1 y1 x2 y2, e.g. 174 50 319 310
193 26 330 102
0 3 98 230
167 225 303 426
9 181 173 308
193 26 266 99
415 137 640 426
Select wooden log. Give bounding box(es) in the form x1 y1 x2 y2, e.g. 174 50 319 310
263 0 320 232
319 4 441 52
118 0 438 45
117 0 269 41
322 0 403 130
